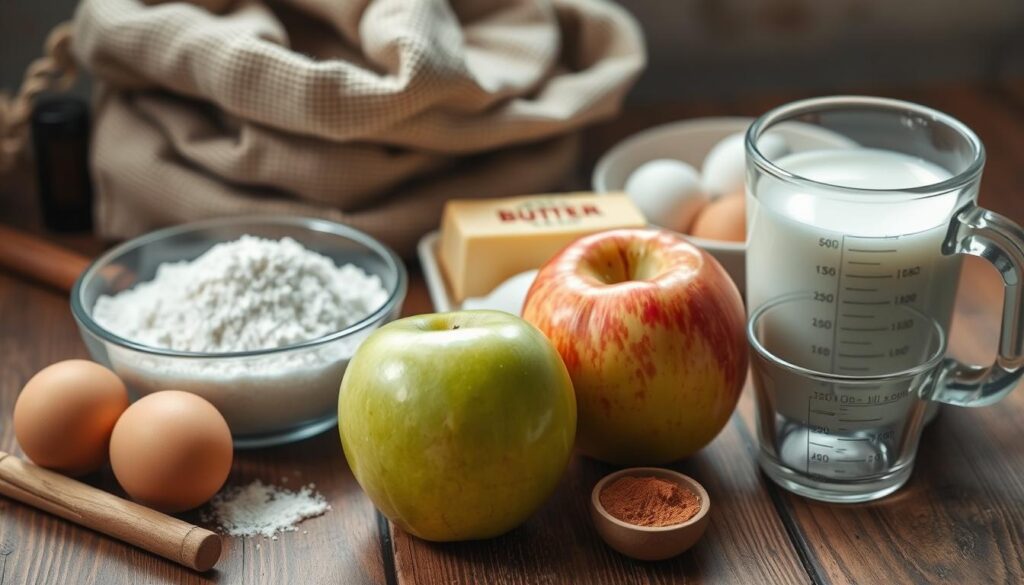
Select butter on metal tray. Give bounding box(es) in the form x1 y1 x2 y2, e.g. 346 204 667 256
438 193 646 302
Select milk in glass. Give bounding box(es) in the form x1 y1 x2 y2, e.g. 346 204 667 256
747 147 963 478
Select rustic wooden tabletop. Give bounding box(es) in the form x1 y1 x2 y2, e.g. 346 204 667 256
1 82 1023 585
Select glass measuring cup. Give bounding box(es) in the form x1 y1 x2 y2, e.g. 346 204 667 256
744 96 1024 501
750 295 946 502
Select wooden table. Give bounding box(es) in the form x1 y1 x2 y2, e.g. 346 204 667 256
2 83 1023 584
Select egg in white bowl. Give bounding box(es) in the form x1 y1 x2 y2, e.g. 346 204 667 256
624 159 708 233
701 132 790 199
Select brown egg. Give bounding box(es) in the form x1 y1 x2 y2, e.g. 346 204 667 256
110 390 233 513
689 192 746 242
13 360 129 476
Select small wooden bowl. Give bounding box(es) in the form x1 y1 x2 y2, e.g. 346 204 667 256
590 467 711 561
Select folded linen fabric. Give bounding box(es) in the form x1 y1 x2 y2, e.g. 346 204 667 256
71 0 645 254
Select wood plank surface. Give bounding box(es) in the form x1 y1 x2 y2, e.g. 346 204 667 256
0 267 390 585
2 82 1024 584
390 411 809 585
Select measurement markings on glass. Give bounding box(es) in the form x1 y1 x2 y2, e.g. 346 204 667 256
842 300 891 306
806 236 912 476
839 399 903 407
806 399 812 474
829 235 845 374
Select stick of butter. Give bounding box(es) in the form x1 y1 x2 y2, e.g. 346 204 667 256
438 193 646 302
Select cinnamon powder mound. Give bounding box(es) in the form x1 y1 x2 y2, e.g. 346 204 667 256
599 476 701 527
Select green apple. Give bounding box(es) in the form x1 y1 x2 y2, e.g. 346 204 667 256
338 310 576 542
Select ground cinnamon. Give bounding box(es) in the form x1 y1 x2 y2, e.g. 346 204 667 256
599 476 701 527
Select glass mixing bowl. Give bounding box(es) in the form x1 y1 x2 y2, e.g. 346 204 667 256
71 216 407 448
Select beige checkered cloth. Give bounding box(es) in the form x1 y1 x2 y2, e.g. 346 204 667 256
71 0 644 255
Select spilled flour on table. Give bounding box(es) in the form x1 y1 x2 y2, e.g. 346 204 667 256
203 480 330 538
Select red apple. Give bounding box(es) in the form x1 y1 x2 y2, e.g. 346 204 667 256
522 228 747 464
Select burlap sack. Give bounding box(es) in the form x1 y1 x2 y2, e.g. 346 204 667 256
70 0 645 255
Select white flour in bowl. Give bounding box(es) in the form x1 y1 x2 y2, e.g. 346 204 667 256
93 236 387 353
91 236 390 435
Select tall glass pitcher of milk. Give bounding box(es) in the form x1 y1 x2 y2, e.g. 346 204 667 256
745 96 1024 501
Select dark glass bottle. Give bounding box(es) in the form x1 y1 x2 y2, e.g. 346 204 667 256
31 96 93 232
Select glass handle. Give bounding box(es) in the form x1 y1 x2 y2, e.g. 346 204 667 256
933 203 1024 406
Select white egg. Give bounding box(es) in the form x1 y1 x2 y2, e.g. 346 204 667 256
702 132 790 198
624 159 709 232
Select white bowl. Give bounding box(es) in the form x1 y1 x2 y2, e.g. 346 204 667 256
591 117 855 292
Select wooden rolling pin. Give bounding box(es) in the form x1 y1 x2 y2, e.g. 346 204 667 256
0 452 221 572
0 225 91 292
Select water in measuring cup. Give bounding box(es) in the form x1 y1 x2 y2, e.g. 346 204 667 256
747 147 963 483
